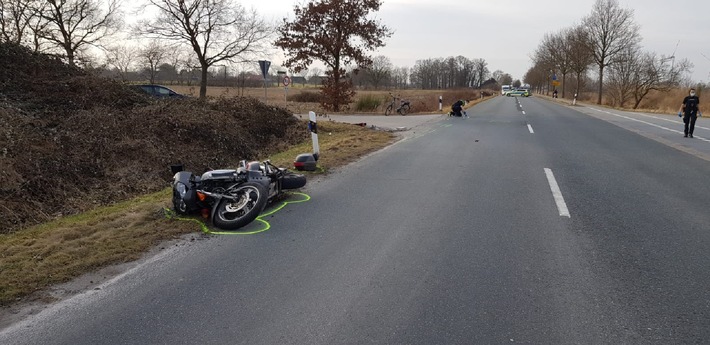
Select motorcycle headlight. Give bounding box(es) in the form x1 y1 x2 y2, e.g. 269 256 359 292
175 182 187 197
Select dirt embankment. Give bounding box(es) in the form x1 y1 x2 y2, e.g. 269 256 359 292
0 43 307 234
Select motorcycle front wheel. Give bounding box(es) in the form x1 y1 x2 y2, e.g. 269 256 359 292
212 182 268 230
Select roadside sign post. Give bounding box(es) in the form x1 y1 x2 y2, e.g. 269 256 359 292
439 95 442 111
283 76 291 102
308 111 320 161
258 60 271 102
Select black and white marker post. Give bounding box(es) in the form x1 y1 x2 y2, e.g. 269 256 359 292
295 111 320 171
308 111 320 161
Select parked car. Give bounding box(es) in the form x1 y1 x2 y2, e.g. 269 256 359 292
133 84 186 98
501 85 512 95
506 89 531 97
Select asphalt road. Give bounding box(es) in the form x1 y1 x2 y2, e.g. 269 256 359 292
3 96 710 344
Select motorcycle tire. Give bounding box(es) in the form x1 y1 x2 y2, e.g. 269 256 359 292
212 182 268 230
172 181 195 215
172 190 190 215
385 104 393 116
281 173 307 190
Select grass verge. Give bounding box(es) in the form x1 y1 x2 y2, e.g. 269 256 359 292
0 121 395 307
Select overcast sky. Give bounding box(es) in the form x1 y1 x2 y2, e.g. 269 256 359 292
234 0 710 83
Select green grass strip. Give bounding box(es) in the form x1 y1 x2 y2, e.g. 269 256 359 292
165 192 311 235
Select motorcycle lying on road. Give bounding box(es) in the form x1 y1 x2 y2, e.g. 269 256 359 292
171 160 307 230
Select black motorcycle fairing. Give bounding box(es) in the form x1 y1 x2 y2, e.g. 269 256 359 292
172 171 199 213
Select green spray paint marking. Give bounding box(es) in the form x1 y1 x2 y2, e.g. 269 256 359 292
164 192 311 235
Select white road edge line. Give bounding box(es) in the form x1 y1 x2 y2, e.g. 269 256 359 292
527 124 534 133
594 107 710 131
544 168 570 218
591 108 710 143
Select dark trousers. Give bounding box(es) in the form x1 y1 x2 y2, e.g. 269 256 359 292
684 112 698 135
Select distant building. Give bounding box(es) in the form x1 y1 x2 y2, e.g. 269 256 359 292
290 76 307 86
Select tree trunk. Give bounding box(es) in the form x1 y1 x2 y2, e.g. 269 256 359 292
562 72 567 98
65 44 75 67
597 65 604 105
200 64 208 99
633 89 650 109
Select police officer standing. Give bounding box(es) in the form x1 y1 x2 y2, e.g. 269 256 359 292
678 88 701 138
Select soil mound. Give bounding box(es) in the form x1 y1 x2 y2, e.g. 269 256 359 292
0 43 305 233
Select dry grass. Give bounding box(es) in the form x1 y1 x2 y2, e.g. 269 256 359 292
556 88 706 115
0 121 394 306
168 85 494 115
0 190 198 305
267 120 396 170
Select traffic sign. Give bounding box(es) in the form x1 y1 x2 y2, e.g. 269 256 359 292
283 76 291 86
258 60 270 79
552 80 560 87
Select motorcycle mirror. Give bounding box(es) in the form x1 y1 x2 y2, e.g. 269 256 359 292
170 164 184 174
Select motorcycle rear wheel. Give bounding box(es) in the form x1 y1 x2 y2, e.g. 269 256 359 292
212 182 268 230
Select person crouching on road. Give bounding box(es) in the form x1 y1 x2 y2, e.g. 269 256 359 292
678 88 701 138
451 99 465 117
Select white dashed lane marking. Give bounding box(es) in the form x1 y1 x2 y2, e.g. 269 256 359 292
544 168 570 218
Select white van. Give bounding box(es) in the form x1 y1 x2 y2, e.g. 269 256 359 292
501 85 512 95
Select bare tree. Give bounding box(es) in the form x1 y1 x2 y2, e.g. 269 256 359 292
157 62 178 84
409 56 487 89
1 0 50 52
605 47 692 109
1 0 31 43
367 55 392 89
391 66 409 89
630 53 692 109
37 0 122 66
105 43 137 81
456 56 475 88
538 30 573 98
473 58 489 88
567 24 593 97
605 46 638 107
491 70 504 83
137 0 272 99
166 49 186 84
411 58 444 89
499 73 513 86
524 59 555 94
139 40 167 84
583 0 641 104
